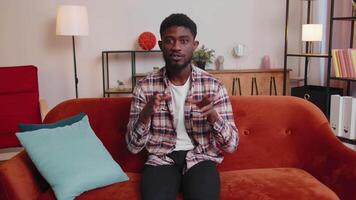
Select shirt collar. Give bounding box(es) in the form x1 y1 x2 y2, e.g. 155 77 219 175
162 64 197 87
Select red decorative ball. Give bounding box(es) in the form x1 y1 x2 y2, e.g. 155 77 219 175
138 32 156 50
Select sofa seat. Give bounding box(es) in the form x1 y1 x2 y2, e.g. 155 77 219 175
38 168 338 200
220 168 339 200
38 172 141 200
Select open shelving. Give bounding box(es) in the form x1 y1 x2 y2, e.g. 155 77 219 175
101 50 162 97
284 0 356 144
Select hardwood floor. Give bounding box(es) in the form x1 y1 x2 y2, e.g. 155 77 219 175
0 147 23 163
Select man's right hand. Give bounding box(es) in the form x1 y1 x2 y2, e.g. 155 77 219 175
138 92 171 125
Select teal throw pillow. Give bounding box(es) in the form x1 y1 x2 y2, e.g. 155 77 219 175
18 112 86 131
16 116 129 200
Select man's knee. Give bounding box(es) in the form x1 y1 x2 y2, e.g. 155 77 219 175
182 161 220 200
141 165 181 200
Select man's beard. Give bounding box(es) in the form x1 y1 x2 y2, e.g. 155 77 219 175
163 54 192 72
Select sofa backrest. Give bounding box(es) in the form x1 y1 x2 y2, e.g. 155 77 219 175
0 65 41 148
43 96 334 173
219 96 333 171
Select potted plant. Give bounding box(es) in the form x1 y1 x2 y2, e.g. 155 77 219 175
192 45 215 70
117 80 125 90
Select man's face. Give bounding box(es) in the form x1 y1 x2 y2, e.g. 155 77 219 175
159 26 199 71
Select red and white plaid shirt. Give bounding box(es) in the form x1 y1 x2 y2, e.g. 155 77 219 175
126 66 238 172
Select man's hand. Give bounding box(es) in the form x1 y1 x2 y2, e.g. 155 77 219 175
138 92 171 125
190 95 219 123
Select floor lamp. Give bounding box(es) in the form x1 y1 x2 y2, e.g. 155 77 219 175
56 5 89 98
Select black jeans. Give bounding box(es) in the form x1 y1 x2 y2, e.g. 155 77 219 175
141 151 220 200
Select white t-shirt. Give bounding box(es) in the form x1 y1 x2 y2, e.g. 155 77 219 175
170 78 195 151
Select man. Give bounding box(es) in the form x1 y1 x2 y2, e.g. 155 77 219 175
126 13 238 200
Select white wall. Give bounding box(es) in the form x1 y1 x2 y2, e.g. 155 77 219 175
0 0 289 108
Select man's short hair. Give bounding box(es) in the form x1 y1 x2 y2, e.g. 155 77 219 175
160 13 197 38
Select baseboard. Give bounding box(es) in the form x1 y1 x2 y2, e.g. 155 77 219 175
0 147 23 161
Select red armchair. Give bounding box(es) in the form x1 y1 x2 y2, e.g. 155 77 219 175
0 65 48 152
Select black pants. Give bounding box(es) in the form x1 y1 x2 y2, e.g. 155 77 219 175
141 151 220 200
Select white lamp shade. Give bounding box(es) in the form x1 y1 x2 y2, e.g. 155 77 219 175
302 24 323 42
56 5 89 36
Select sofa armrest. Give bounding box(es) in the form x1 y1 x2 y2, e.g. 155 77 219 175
39 99 49 122
0 151 48 200
305 123 356 200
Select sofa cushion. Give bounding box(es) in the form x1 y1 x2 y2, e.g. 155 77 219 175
220 168 339 200
39 173 141 200
38 168 339 200
18 112 85 131
16 116 129 200
42 97 148 173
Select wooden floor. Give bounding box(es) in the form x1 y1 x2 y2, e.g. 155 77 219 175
0 147 23 162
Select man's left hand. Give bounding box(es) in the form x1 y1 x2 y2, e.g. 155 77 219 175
190 95 219 123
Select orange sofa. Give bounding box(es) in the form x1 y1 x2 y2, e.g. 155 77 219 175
1 96 355 200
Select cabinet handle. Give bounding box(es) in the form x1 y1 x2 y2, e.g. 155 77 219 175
270 76 277 95
251 77 259 96
232 78 236 95
304 93 311 100
232 78 242 96
237 78 242 96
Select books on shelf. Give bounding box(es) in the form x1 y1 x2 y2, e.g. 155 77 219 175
330 95 356 140
331 50 340 77
332 49 356 79
352 50 356 77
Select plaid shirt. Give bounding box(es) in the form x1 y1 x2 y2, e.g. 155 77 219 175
126 66 238 172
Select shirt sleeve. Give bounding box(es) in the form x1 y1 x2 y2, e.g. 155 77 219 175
211 84 239 153
125 84 151 154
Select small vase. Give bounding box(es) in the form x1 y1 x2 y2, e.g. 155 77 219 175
196 61 206 70
215 56 224 70
261 55 271 69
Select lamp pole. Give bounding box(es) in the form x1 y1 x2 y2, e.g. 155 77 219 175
304 0 312 86
56 5 88 99
72 35 79 98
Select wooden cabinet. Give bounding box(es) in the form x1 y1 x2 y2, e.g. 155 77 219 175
136 69 290 96
209 69 290 96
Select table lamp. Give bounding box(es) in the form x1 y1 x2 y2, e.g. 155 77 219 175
302 24 323 53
